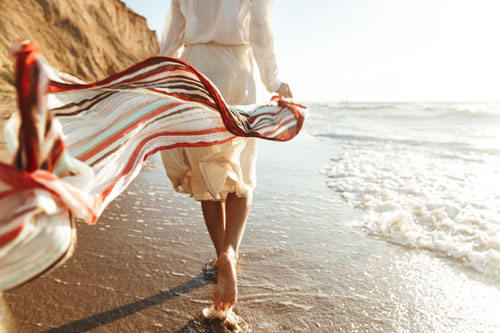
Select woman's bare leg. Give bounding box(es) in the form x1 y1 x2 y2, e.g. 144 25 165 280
214 192 252 310
201 201 225 257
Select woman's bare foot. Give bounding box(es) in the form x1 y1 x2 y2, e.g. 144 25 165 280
213 250 237 311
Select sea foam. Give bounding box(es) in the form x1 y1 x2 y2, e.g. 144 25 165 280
314 102 500 277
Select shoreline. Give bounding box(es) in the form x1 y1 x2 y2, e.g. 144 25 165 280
2 132 350 331
2 102 500 331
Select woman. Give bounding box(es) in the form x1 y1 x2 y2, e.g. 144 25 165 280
160 0 292 311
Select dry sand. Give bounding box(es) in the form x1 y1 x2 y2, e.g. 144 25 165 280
0 0 159 82
0 90 15 163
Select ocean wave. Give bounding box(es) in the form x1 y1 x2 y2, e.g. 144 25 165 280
425 103 500 118
321 139 500 277
325 102 405 111
308 102 500 119
350 209 500 277
313 131 500 156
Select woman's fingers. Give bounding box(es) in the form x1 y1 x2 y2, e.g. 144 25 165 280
276 82 293 99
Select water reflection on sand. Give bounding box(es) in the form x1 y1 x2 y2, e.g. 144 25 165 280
2 129 500 331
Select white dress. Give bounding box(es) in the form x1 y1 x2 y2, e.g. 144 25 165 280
160 0 281 201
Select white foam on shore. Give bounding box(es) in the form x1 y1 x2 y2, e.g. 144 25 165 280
202 306 251 332
321 138 500 277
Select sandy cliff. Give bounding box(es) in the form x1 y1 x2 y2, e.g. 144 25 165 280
0 0 160 159
0 0 159 83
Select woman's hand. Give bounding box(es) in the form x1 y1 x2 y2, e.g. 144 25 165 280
275 82 293 99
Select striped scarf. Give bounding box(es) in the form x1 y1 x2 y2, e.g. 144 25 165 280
0 42 305 290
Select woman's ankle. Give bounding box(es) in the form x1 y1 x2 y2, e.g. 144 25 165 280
218 248 237 262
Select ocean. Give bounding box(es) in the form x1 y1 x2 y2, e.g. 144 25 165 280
309 102 500 278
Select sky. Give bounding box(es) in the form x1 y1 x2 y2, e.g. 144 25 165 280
123 0 500 102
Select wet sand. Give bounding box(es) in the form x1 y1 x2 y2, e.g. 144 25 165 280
2 98 500 331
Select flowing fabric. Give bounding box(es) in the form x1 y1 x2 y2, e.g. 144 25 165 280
160 43 258 201
0 42 305 291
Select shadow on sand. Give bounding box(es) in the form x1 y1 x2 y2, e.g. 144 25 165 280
46 268 215 333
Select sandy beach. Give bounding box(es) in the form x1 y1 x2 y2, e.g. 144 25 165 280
2 96 500 332
2 126 347 331
0 90 15 164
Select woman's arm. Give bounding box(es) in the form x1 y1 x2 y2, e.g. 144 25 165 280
250 0 292 98
160 0 185 57
250 0 282 93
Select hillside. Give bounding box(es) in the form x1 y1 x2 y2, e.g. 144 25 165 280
0 0 160 84
0 0 160 160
